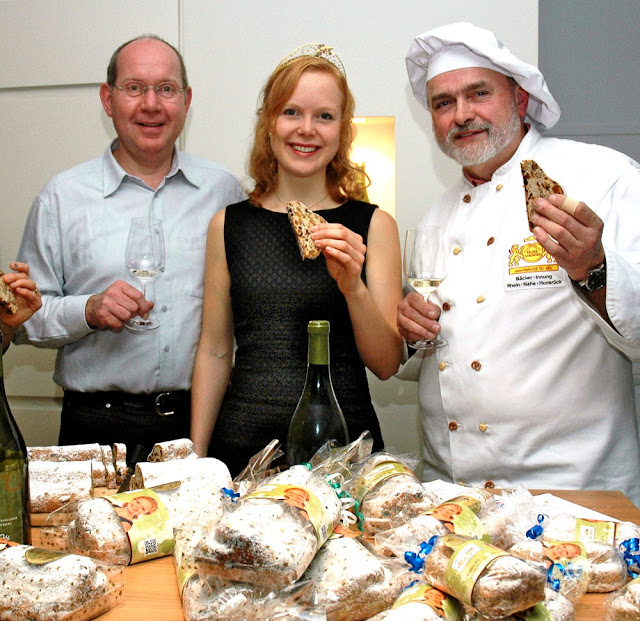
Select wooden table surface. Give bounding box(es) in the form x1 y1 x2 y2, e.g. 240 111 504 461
30 489 640 621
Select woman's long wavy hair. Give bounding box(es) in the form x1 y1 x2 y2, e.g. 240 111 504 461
248 56 369 206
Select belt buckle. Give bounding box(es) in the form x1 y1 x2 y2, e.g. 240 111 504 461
155 392 175 416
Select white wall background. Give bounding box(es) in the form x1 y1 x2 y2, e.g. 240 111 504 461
1 0 536 454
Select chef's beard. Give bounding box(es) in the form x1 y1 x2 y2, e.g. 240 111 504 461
435 102 522 167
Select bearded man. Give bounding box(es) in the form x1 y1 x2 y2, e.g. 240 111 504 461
397 23 640 505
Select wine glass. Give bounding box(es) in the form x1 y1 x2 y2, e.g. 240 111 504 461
124 217 165 332
403 226 447 350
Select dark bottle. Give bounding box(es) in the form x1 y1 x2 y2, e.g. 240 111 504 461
0 349 29 544
286 320 349 466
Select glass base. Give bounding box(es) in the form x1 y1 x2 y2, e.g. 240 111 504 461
410 337 447 351
125 318 160 332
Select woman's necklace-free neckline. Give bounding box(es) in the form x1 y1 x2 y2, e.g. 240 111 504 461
274 191 328 210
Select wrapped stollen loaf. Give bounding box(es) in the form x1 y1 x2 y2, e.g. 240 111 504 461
0 543 124 621
373 494 493 558
147 438 197 462
542 514 640 549
64 489 174 565
367 583 464 621
189 464 342 588
541 514 637 589
28 460 93 514
59 458 232 566
300 533 414 621
347 452 438 537
421 534 546 618
507 540 592 604
464 587 575 621
604 576 640 621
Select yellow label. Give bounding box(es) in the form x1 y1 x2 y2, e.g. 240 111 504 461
573 518 616 545
426 501 490 541
246 483 331 545
353 460 415 502
107 489 175 564
442 535 508 605
392 584 463 619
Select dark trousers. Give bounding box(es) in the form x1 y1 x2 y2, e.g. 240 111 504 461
59 390 191 466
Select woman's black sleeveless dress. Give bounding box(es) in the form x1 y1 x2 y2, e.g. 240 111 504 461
208 199 384 475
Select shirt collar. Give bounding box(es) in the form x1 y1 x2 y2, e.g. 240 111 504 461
102 139 199 196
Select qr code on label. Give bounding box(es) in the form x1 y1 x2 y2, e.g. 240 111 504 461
143 538 158 556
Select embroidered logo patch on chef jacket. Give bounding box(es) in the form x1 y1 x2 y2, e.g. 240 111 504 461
505 235 564 291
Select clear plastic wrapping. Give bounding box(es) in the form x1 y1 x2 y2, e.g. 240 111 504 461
0 543 124 621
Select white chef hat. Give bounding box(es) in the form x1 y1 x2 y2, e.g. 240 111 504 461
406 22 561 131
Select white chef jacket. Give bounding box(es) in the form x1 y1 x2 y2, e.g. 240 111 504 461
403 127 640 505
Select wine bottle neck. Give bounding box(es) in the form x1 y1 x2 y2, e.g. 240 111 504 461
307 332 329 366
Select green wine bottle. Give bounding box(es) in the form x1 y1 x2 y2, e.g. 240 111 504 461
286 320 349 466
0 349 29 544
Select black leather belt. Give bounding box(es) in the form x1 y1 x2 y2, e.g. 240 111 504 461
64 390 191 417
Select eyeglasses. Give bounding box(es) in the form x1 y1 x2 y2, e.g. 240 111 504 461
112 81 186 100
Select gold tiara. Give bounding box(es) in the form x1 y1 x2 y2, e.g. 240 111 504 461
274 43 346 76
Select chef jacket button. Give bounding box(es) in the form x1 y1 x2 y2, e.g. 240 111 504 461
478 423 489 432
471 360 482 371
105 403 111 409
453 246 462 255
463 194 472 203
484 481 496 489
438 361 447 371
442 302 451 311
164 345 170 352
448 421 459 431
496 184 504 191
487 236 495 245
476 296 485 304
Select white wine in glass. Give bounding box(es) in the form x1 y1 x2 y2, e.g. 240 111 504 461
404 226 447 350
125 217 165 332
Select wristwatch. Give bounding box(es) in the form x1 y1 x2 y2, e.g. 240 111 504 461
572 259 606 293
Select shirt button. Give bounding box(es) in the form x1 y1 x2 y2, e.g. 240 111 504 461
471 360 482 371
478 423 489 432
487 237 495 245
164 345 170 352
463 194 472 203
160 266 165 272
438 361 447 371
448 421 459 431
162 305 168 312
496 184 504 191
476 296 485 304
453 246 462 255
442 302 451 311
105 403 111 409
484 481 496 489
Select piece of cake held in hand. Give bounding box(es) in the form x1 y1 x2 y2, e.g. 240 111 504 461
286 200 327 260
521 160 564 231
0 269 18 315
